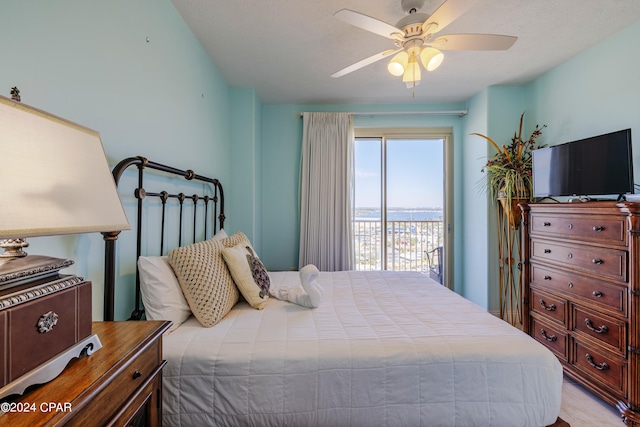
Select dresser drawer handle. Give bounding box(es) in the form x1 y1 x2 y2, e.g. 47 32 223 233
585 353 609 371
592 290 603 298
585 318 608 334
543 249 551 254
539 299 556 311
540 329 557 342
593 225 604 232
592 258 603 265
567 223 573 229
543 222 551 227
133 370 142 380
568 282 574 288
543 275 552 281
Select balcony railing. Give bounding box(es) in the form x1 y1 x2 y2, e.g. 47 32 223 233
353 219 444 272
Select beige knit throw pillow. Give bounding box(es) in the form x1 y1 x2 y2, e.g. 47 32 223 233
168 237 240 328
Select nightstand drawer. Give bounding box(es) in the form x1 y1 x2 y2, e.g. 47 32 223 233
572 341 626 395
531 316 568 361
530 287 566 326
530 214 626 245
532 240 626 282
67 335 161 426
531 264 627 315
572 306 626 354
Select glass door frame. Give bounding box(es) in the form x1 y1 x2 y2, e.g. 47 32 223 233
354 127 453 289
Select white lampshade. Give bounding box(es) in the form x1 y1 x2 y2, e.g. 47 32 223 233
388 51 408 77
402 54 422 87
0 96 130 241
420 47 444 71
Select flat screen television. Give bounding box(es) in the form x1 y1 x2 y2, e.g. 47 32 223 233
532 129 634 199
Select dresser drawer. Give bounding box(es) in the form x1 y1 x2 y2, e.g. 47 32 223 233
572 306 626 354
531 316 568 361
531 240 627 282
530 213 626 246
530 287 567 326
572 340 626 395
531 264 627 315
67 336 161 426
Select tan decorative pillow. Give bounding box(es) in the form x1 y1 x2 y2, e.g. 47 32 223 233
168 238 239 327
222 236 270 310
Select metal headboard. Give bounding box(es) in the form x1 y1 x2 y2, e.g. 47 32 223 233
102 156 224 321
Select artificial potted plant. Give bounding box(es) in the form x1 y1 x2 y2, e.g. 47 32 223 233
474 112 546 228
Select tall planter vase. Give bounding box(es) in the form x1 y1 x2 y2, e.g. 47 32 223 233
496 189 528 327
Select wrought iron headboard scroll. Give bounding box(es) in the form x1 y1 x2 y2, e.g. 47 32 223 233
102 156 224 321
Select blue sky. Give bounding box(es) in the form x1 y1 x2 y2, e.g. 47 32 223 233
355 138 444 209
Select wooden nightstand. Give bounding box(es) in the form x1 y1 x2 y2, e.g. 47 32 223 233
0 320 171 426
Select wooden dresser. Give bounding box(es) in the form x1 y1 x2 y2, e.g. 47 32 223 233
0 320 171 427
521 202 640 425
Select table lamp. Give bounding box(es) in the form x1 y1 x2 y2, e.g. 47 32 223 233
0 92 130 399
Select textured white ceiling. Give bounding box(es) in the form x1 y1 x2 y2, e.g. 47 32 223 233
170 0 640 105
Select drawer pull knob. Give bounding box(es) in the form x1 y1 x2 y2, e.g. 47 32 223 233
544 275 552 281
567 253 573 259
133 370 142 380
539 299 556 311
593 225 604 232
592 258 603 265
568 282 574 288
540 329 557 342
568 223 573 229
543 222 551 227
585 318 608 334
592 290 603 298
37 311 59 334
585 353 609 371
544 249 551 254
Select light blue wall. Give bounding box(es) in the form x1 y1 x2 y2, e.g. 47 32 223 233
530 21 640 158
261 103 468 293
230 87 263 248
0 0 232 320
460 89 490 307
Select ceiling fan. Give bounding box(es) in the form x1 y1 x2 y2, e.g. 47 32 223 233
331 0 517 88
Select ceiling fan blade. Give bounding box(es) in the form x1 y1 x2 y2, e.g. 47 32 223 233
334 9 404 40
432 34 517 50
331 49 402 78
422 0 478 34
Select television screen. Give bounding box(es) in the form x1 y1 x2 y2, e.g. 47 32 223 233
532 129 633 198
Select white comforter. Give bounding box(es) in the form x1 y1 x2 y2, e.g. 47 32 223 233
162 271 563 427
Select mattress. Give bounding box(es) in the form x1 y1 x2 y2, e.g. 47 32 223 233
162 270 563 426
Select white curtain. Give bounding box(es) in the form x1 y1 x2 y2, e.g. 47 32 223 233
299 112 354 271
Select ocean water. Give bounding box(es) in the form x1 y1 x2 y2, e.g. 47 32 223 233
354 209 443 221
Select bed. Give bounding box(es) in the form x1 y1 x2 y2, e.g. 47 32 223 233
103 157 566 427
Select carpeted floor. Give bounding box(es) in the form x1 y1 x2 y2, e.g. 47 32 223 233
558 376 622 426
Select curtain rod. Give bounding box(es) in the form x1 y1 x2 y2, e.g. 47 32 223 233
299 110 467 118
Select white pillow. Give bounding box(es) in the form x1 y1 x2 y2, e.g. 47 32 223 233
138 256 191 333
213 228 228 241
221 233 270 310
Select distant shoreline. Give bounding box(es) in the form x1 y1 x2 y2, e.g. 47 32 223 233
354 208 443 221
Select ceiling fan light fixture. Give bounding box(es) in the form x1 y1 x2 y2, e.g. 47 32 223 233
420 47 444 71
402 54 421 86
388 51 408 76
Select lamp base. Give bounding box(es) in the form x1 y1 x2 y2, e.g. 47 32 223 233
0 255 74 290
0 238 29 258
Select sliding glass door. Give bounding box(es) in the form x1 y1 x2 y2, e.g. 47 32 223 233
353 129 451 286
